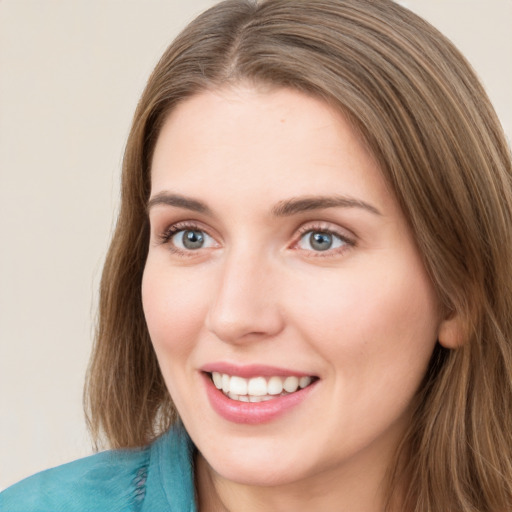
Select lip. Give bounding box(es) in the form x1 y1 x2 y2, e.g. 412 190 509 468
201 371 318 425
200 362 314 379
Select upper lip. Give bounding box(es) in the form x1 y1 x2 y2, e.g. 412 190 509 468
200 362 316 379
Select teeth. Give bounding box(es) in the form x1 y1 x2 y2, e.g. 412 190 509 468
221 374 230 393
283 376 299 393
299 376 312 388
267 376 283 395
230 376 248 395
247 377 267 396
210 372 315 402
212 371 223 389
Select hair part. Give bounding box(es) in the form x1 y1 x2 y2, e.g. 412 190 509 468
84 1 512 509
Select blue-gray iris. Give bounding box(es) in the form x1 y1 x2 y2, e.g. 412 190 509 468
310 232 332 251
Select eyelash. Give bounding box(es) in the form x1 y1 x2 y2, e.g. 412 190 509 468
157 221 214 256
159 222 200 244
156 221 355 257
294 223 355 257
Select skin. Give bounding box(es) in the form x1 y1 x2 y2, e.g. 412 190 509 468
142 85 455 511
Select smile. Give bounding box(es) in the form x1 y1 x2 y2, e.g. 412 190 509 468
210 372 316 402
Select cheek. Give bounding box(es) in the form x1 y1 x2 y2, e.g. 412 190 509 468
289 255 439 377
141 261 209 359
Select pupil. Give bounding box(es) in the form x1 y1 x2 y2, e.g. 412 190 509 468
310 232 332 251
183 230 204 249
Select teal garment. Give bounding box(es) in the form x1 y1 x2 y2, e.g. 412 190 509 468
0 424 197 512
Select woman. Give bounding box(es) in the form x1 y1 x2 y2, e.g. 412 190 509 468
2 0 511 510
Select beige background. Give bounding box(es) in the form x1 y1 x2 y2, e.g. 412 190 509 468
1 0 511 491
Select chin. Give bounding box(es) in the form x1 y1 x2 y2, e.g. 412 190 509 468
196 432 323 488
209 457 307 488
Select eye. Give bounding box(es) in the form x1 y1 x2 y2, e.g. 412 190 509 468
297 230 348 252
169 228 216 251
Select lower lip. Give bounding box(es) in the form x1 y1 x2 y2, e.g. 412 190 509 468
202 373 317 424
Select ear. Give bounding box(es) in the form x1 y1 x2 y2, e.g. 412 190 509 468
437 311 465 349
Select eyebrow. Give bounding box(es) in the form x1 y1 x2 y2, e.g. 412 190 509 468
147 192 212 215
271 195 381 216
146 192 381 217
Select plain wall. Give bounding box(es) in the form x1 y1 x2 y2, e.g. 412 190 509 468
1 0 511 491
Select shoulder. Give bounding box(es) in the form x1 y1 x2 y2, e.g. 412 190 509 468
0 426 196 512
0 444 150 512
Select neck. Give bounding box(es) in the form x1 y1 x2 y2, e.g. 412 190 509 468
195 446 400 512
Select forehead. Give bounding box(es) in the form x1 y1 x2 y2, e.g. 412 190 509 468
150 86 394 214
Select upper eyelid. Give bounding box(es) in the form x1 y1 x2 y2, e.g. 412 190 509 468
156 223 219 255
153 221 214 247
295 221 356 240
154 218 356 247
156 219 215 237
297 228 351 241
294 230 353 249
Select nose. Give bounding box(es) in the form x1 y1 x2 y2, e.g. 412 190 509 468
205 248 285 344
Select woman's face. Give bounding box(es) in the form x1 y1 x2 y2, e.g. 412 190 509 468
143 86 442 489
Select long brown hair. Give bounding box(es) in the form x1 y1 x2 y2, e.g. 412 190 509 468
85 1 512 509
